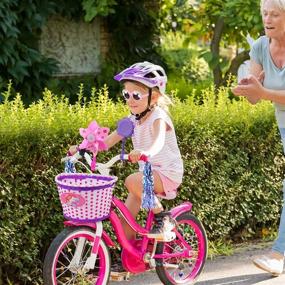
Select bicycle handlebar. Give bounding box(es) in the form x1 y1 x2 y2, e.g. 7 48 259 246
61 150 148 175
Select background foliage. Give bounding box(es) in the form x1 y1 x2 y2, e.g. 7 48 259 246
94 0 162 98
0 0 161 103
0 0 59 101
0 85 284 283
0 0 267 101
160 32 212 101
160 0 264 87
0 1 282 284
82 0 117 21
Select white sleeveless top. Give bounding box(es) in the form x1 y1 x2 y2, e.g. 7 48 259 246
131 106 184 183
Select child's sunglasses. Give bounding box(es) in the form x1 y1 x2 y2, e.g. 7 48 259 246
121 89 149 101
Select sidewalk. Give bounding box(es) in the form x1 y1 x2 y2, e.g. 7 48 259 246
110 242 285 285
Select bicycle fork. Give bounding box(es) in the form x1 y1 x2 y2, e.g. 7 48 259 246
69 222 103 272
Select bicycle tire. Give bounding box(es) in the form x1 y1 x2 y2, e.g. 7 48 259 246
43 227 111 285
155 212 207 285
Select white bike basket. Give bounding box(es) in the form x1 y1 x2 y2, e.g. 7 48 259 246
55 173 117 222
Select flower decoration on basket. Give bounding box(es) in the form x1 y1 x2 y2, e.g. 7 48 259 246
79 121 109 171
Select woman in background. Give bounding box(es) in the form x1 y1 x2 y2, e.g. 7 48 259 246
232 0 285 276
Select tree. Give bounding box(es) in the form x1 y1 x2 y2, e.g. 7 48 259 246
82 0 117 21
161 0 264 87
0 0 161 102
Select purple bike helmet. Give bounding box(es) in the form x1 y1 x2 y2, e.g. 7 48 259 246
114 61 167 94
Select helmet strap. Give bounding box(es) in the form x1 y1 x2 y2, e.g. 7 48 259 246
133 88 154 121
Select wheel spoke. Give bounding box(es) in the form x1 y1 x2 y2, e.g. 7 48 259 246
57 266 71 279
155 214 207 284
61 250 72 264
45 228 110 285
57 259 69 270
82 243 92 261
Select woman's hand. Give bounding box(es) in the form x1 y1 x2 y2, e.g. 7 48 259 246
129 149 144 163
232 74 264 104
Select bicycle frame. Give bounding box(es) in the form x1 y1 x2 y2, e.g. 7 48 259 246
64 196 193 272
63 152 194 274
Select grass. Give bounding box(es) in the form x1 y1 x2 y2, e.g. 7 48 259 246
207 231 278 260
208 240 234 259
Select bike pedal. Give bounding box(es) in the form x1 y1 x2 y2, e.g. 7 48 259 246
110 271 131 282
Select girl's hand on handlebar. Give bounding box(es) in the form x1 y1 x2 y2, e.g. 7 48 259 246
68 145 79 156
129 149 145 163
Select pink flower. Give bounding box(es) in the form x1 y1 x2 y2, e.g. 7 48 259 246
78 121 109 155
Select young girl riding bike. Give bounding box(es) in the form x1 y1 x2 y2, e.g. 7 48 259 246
43 61 207 284
70 61 184 241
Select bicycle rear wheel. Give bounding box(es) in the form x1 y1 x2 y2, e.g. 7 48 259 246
155 212 207 285
43 227 110 285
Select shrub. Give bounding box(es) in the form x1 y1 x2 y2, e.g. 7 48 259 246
181 57 210 83
0 84 284 283
167 73 212 101
162 48 194 71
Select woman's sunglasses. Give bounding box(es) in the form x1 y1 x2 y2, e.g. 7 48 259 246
121 89 149 101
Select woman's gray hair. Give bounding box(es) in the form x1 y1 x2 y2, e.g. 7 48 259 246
261 0 285 12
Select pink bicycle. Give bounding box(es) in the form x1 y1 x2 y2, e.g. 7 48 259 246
43 151 207 285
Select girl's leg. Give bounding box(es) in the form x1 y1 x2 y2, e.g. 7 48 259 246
123 171 165 240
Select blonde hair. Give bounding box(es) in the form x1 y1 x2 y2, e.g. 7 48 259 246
157 93 173 113
260 0 285 12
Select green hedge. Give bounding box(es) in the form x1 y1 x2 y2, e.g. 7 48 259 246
0 85 284 283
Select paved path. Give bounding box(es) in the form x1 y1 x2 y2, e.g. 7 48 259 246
110 243 285 285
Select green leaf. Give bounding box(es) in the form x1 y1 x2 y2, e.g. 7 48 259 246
7 60 30 82
200 51 213 63
82 0 117 22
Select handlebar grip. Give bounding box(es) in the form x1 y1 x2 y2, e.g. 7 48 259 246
127 154 148 162
139 154 148 162
61 151 84 163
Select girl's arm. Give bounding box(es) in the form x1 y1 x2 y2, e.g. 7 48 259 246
144 119 167 156
129 119 167 162
104 130 123 149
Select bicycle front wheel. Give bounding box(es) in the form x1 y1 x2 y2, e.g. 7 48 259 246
155 212 207 285
43 227 111 285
